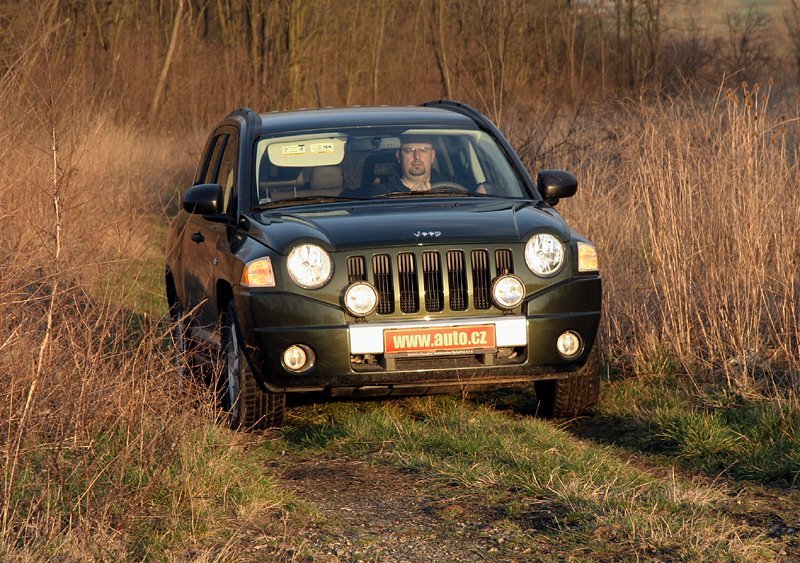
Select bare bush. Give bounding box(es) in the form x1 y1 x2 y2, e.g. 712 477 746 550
725 7 774 85
559 85 800 392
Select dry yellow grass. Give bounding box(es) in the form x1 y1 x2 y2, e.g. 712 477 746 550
0 61 277 558
550 86 800 393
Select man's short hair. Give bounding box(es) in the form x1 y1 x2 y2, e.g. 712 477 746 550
400 134 435 146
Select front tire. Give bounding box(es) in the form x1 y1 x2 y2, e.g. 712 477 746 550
534 352 600 418
221 302 285 430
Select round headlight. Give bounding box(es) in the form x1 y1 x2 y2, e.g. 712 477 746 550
525 233 565 276
282 344 315 373
344 282 378 316
492 275 525 309
287 244 333 289
557 331 583 359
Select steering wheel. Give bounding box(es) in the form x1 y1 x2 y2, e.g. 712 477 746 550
430 181 470 192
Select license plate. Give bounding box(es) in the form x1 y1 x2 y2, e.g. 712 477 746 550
384 324 496 355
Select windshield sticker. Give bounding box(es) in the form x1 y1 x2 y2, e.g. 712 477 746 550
310 142 335 153
282 144 307 155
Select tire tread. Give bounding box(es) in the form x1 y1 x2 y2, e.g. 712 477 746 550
224 303 286 430
535 352 600 418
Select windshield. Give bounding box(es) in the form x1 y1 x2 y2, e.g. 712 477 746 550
253 126 531 207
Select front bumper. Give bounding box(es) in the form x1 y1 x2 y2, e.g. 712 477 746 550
236 276 601 393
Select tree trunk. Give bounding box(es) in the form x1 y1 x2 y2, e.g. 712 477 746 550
431 0 452 99
148 0 184 123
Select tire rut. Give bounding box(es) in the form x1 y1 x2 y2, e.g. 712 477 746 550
276 458 543 562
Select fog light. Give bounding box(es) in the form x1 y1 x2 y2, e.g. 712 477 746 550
557 331 582 359
282 345 314 373
344 282 378 316
491 275 525 309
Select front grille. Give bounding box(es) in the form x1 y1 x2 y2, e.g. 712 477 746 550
496 249 513 275
373 254 394 314
347 256 366 282
423 251 443 311
398 253 419 313
471 250 491 310
357 248 514 315
447 250 467 310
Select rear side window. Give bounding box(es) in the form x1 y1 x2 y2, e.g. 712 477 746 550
216 136 238 213
202 135 227 185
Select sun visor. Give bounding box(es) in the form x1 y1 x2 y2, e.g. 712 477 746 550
267 138 346 167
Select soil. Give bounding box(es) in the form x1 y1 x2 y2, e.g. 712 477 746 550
233 449 799 562
275 458 545 562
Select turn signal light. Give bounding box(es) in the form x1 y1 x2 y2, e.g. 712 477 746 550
241 257 276 287
577 243 599 272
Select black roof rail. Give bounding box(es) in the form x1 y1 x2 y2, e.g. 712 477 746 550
227 107 262 129
421 99 494 129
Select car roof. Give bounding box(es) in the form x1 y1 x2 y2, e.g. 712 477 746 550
253 106 477 135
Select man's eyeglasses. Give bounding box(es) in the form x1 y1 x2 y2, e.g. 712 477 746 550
400 146 432 156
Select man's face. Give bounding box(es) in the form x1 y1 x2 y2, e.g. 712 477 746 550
398 143 435 179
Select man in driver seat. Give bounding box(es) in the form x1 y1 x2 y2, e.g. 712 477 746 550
374 134 437 194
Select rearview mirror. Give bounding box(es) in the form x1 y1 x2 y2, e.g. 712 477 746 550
536 170 577 205
182 183 223 215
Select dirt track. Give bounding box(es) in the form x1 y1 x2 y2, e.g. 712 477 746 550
258 444 800 562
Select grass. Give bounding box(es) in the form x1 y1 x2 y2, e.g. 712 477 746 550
0 308 296 560
598 374 800 484
0 100 293 558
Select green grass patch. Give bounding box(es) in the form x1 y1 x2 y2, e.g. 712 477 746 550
597 375 800 484
126 424 291 560
88 220 169 320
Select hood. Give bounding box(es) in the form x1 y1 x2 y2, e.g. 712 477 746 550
249 199 570 254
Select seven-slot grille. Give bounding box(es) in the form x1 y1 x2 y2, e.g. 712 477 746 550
346 249 515 315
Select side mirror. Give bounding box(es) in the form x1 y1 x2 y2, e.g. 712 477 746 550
182 183 223 215
536 170 578 206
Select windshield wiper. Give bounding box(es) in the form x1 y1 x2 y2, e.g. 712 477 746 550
369 191 420 198
429 187 497 197
253 195 359 210
371 188 497 198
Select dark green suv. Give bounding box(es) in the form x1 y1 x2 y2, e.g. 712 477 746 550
165 101 601 429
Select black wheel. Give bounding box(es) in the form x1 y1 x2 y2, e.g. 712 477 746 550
220 302 285 430
534 352 600 418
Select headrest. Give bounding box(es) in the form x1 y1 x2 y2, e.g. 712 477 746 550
374 162 397 176
311 166 342 189
260 165 306 187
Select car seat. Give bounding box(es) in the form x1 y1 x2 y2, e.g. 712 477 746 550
307 166 343 197
360 152 398 189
